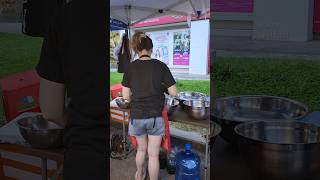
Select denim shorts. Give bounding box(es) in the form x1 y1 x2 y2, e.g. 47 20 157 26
129 116 164 137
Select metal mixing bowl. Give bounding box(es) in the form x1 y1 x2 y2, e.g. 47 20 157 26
16 115 64 149
115 97 130 109
235 121 320 180
176 92 206 108
212 95 309 144
164 96 179 116
183 99 210 120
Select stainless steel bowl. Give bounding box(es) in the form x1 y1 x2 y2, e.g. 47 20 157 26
164 96 179 116
183 99 210 120
16 115 64 149
212 95 309 144
176 92 206 108
235 121 320 180
115 97 130 109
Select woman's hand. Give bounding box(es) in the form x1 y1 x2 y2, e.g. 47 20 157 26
122 86 132 102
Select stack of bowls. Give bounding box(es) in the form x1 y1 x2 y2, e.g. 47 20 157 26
212 95 309 144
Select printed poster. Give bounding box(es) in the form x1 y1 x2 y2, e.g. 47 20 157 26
147 32 170 65
173 30 190 66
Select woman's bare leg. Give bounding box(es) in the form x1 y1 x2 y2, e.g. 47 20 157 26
136 135 148 180
147 135 162 180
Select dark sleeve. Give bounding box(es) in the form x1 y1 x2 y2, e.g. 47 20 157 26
162 63 176 87
121 67 131 88
36 7 64 83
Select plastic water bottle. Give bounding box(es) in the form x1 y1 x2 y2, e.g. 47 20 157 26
167 145 178 174
175 144 201 180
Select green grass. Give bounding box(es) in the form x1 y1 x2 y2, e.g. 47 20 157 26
212 57 320 111
110 72 124 86
110 72 210 95
0 32 43 126
0 32 43 78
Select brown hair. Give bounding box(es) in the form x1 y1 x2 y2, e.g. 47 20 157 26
131 31 153 53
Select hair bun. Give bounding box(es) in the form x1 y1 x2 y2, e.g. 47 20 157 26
139 33 146 38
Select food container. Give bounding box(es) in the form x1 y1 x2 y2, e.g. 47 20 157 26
183 99 210 120
16 115 64 149
115 97 130 109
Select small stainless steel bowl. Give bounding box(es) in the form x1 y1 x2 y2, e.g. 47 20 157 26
164 97 179 116
16 115 64 149
183 99 210 120
115 97 130 109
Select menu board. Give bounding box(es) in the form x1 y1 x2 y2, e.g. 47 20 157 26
211 0 254 13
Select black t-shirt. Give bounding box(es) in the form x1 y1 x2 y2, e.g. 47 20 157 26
122 59 176 119
36 0 107 153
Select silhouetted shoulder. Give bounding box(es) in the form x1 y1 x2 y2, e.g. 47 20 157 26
153 59 168 67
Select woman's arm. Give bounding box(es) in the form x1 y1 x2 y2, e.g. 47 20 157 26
167 84 177 96
39 77 66 126
122 86 132 101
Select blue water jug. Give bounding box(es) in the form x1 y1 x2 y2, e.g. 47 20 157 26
175 144 201 180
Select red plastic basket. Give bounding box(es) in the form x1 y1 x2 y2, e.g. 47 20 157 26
0 71 41 123
110 84 123 100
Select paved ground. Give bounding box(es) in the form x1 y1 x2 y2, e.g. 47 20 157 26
212 35 320 60
0 22 21 34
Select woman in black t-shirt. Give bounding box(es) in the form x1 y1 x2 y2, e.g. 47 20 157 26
122 32 177 180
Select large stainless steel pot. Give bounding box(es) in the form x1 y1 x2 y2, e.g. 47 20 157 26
176 92 206 109
16 115 64 149
212 95 309 144
235 121 320 180
183 99 210 120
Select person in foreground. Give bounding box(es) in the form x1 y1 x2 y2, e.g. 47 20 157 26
36 1 108 179
121 32 177 180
